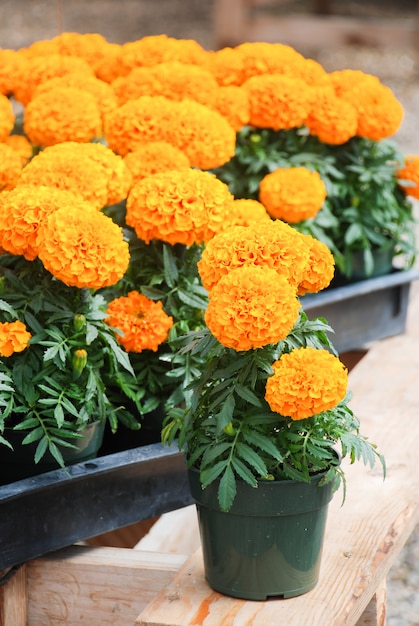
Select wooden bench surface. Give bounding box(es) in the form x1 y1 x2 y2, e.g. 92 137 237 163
136 282 419 625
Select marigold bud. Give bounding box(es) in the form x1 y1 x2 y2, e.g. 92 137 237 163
73 314 86 332
72 348 87 378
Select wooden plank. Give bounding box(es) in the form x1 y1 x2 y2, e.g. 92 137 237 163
0 564 27 626
134 506 200 555
136 284 419 625
26 545 187 626
356 578 386 626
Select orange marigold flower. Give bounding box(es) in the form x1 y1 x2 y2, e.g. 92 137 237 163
397 155 419 199
259 167 327 223
0 49 25 96
210 85 250 131
197 221 310 291
45 32 117 80
18 142 131 208
230 198 271 227
0 143 22 191
13 53 95 105
0 93 15 142
105 95 236 169
126 168 235 245
106 291 173 353
305 87 358 145
328 69 403 140
297 234 335 295
38 205 129 289
0 185 90 260
123 142 190 184
118 35 208 77
205 266 300 351
234 42 307 83
23 86 102 147
205 47 247 87
112 61 219 107
265 346 348 420
0 320 32 357
242 73 313 131
4 134 33 166
32 72 118 122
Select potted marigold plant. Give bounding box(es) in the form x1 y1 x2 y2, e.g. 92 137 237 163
163 219 385 601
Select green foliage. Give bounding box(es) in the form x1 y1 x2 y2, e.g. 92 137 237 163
212 127 417 278
0 255 136 468
162 311 385 511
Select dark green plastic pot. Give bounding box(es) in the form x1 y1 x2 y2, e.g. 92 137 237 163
188 467 336 600
0 420 105 485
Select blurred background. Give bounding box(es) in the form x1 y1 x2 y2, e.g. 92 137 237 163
1 2 419 624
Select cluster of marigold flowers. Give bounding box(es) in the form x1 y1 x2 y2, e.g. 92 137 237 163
197 220 348 420
0 31 419 361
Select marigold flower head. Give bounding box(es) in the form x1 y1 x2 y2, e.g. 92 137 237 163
328 69 403 140
118 35 208 77
23 86 102 147
297 234 335 295
305 88 358 145
18 142 130 208
38 204 129 289
112 61 219 107
106 291 173 353
234 42 307 82
0 49 25 96
126 168 235 245
46 32 116 79
4 134 33 166
205 47 247 87
259 167 327 223
230 198 271 227
211 85 250 131
242 74 313 131
205 266 300 351
0 320 32 357
0 184 90 260
32 72 118 121
0 143 22 191
265 346 348 420
397 155 419 199
197 221 310 291
123 142 190 184
13 53 95 105
0 93 15 143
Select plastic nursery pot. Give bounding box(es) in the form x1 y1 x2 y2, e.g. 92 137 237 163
188 466 336 600
0 420 105 486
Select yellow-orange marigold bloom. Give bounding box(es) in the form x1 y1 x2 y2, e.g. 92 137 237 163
0 93 15 143
123 142 190 184
234 42 307 83
126 168 235 245
0 143 22 191
328 69 403 140
104 95 236 169
13 53 95 105
106 291 173 353
0 184 90 260
43 32 117 80
230 198 271 227
297 234 335 295
4 134 33 166
0 49 25 96
265 346 348 420
0 320 32 357
18 142 131 208
197 221 310 291
210 85 250 131
242 74 313 131
38 205 129 289
205 266 300 351
205 47 247 87
112 61 219 107
32 72 118 122
397 155 419 199
305 87 358 145
259 167 327 223
118 35 208 77
23 86 102 147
